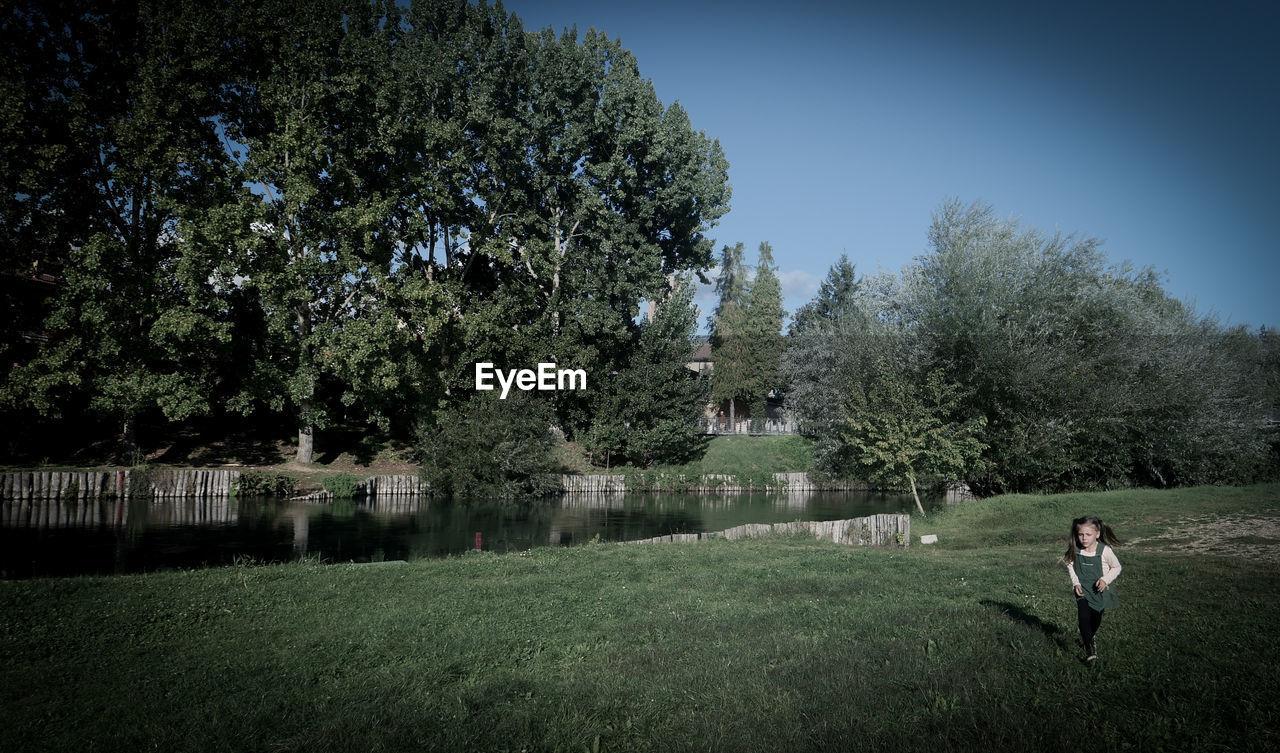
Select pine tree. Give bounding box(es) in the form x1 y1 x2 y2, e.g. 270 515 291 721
744 242 785 426
710 243 750 429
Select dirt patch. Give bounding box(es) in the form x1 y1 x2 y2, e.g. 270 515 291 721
1130 515 1280 564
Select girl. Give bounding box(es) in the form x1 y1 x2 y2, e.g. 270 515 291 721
1062 515 1122 662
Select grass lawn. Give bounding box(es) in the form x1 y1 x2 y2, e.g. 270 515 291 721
591 434 816 478
2 484 1278 752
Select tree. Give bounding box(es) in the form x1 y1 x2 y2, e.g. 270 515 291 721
914 198 1271 493
209 0 423 463
387 11 730 441
743 241 785 424
782 256 871 463
466 25 730 436
709 242 750 428
786 199 1272 496
2 0 236 457
582 275 708 467
837 353 986 516
789 253 860 334
709 241 785 429
415 391 560 499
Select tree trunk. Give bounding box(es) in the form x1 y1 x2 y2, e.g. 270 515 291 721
729 398 736 434
908 473 927 517
120 413 139 464
297 422 314 465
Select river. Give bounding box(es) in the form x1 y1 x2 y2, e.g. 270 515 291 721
0 489 943 579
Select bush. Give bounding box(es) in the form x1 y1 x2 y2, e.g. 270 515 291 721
415 392 560 499
323 473 362 499
235 471 297 497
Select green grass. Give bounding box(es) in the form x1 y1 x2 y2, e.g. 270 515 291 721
604 434 815 477
3 484 1279 752
690 434 815 474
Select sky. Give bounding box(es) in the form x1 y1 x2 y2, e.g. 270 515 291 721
501 0 1279 331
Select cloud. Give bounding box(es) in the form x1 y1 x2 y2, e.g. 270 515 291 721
778 268 820 304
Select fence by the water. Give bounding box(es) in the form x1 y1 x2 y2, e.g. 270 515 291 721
625 513 910 547
0 469 241 502
291 474 424 503
1 469 970 506
564 472 873 493
560 474 626 493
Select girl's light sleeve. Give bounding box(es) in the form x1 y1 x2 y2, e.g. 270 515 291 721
1065 560 1081 589
1101 546 1122 584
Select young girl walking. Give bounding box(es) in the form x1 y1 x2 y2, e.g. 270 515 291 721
1062 515 1122 662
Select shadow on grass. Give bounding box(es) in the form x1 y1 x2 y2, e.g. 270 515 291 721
980 599 1070 648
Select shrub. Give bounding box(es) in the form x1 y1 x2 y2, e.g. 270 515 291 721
323 473 362 499
235 471 297 497
416 392 560 500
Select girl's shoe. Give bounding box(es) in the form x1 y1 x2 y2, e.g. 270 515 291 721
1085 641 1097 662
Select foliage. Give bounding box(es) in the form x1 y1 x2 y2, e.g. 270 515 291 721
837 356 986 515
415 392 560 499
322 473 362 500
207 0 422 464
788 253 861 335
1 0 235 456
915 199 1271 493
234 471 298 498
582 276 709 467
710 242 785 425
743 242 786 422
786 199 1275 495
709 242 750 424
783 264 901 479
3 0 732 463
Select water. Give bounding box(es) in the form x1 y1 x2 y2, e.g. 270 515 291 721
0 489 941 579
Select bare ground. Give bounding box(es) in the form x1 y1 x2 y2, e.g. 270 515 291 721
1129 514 1280 564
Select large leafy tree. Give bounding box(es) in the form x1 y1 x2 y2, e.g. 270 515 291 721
393 14 730 440
2 0 235 456
915 199 1270 493
208 0 424 463
470 25 730 433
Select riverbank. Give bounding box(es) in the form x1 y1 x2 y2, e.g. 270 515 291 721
3 484 1278 752
1 435 822 495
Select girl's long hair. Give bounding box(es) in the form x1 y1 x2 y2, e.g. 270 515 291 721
1062 515 1123 565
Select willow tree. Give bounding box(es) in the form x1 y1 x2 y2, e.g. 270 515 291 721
916 199 1271 493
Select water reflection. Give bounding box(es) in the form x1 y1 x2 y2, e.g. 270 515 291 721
1 489 939 579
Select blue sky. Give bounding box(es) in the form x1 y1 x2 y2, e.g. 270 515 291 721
502 0 1278 331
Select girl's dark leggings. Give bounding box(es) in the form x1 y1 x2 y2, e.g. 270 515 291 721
1076 598 1104 645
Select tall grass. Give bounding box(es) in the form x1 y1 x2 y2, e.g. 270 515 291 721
2 484 1277 752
